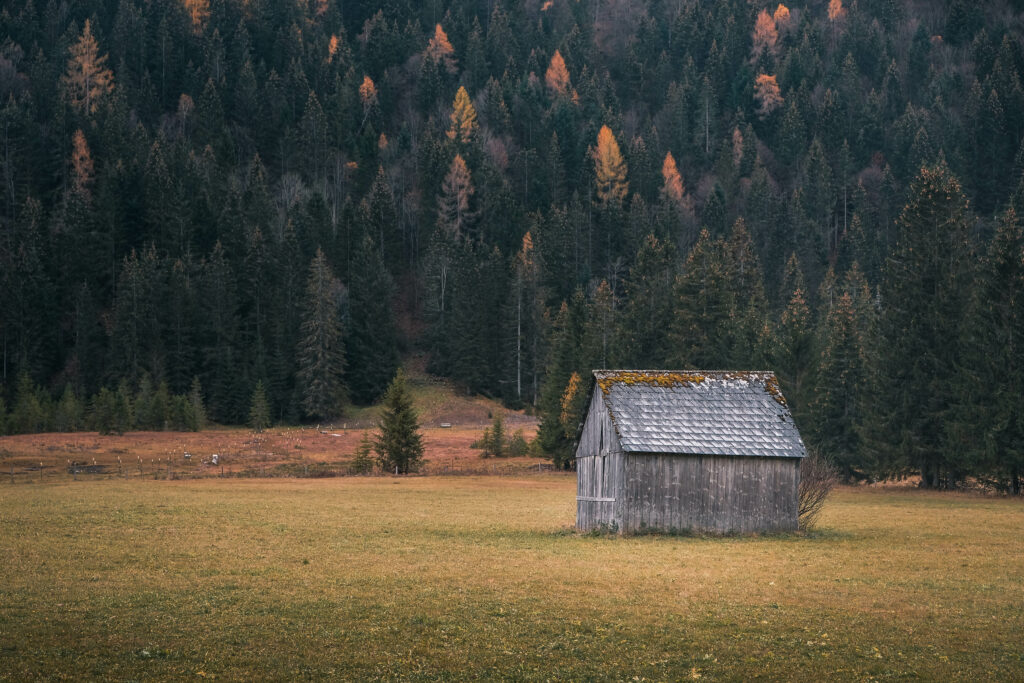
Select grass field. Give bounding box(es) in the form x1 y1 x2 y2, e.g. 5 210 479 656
1 477 1022 681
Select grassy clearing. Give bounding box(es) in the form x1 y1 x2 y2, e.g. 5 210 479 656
1 478 1022 680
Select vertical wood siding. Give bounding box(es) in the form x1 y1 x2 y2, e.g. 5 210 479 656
621 454 799 533
576 390 624 531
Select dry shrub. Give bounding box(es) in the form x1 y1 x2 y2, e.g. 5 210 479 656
799 448 838 529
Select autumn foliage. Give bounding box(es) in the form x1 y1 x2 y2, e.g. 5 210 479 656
660 151 690 211
545 50 571 96
754 74 784 119
751 9 779 59
593 125 628 205
425 24 457 74
71 130 94 199
62 20 114 116
447 86 478 143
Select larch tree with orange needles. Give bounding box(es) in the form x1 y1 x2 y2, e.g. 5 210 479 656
425 24 458 74
62 20 114 116
182 0 210 32
593 125 628 205
71 130 94 200
751 9 779 59
774 4 791 26
660 151 690 211
447 86 478 144
545 50 571 97
358 75 378 131
754 74 784 119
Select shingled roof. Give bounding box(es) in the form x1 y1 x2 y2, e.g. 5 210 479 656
593 370 806 458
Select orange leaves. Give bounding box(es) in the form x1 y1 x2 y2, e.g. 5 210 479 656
71 130 94 200
62 20 114 116
754 74 784 119
751 9 779 59
560 372 582 435
328 35 340 63
545 50 571 97
660 151 691 211
358 75 378 109
425 24 457 74
773 4 791 27
593 125 628 205
447 86 478 144
183 0 210 32
828 0 846 22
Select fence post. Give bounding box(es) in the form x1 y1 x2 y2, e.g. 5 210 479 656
39 462 43 484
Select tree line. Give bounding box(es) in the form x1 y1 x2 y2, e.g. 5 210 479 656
1 0 1023 490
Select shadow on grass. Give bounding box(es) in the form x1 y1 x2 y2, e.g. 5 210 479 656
575 524 856 543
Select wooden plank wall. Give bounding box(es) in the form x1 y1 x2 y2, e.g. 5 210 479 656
576 390 625 531
621 454 800 534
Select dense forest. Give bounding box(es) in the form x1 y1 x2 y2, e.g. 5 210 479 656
1 0 1023 490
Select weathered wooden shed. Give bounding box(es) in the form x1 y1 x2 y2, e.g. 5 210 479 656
576 370 806 534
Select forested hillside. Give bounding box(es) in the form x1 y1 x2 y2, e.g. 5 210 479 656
1 0 1023 490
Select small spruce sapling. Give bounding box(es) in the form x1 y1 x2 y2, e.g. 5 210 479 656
249 381 271 433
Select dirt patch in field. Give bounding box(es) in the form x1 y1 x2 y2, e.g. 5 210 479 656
0 422 542 481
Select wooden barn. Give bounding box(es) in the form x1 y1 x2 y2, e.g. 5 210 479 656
575 370 807 534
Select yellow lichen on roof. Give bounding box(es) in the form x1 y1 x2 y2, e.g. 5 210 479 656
597 369 789 407
597 371 706 395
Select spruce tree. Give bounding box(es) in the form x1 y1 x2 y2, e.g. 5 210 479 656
346 234 399 405
669 230 734 368
91 388 117 435
809 292 869 480
618 234 676 368
297 248 346 420
249 380 271 432
55 385 84 432
959 209 1024 493
188 377 206 431
536 291 588 468
374 369 424 474
863 162 971 488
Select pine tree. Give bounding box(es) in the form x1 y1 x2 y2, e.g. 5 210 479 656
537 292 588 468
485 413 506 457
775 255 814 423
350 432 376 473
54 385 84 432
437 154 477 240
959 209 1024 493
62 20 115 116
670 230 734 368
91 387 117 435
297 249 345 420
619 234 676 367
505 232 545 406
346 234 399 405
249 380 271 432
864 162 971 488
374 369 424 474
810 292 869 480
11 372 48 434
188 377 206 431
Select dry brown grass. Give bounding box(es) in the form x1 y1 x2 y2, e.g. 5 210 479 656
1 478 1022 680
